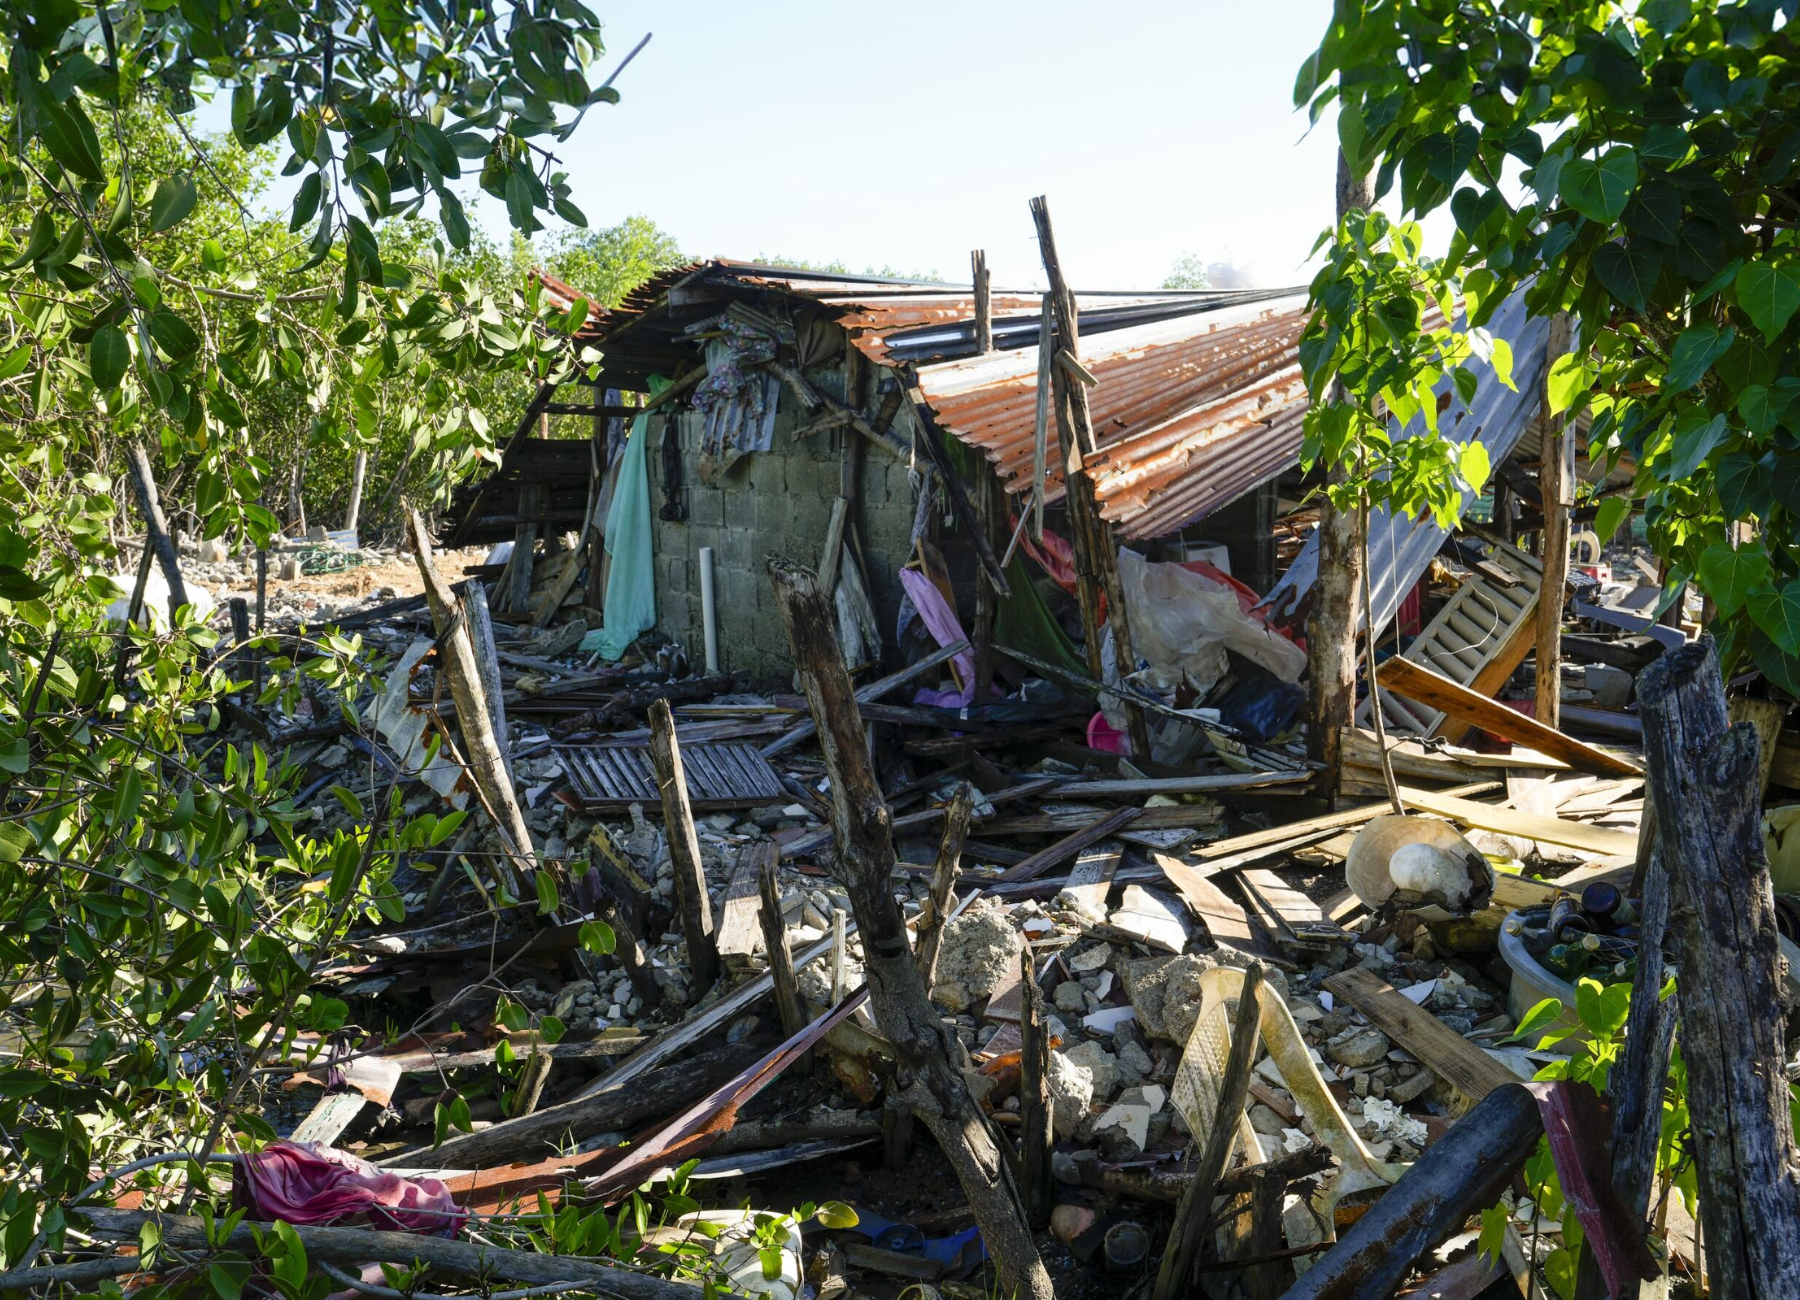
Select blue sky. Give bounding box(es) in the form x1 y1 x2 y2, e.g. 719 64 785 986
504 1 1349 291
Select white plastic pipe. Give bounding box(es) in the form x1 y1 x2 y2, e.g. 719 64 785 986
698 546 720 674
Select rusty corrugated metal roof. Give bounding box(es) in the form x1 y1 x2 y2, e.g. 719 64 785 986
538 259 1314 537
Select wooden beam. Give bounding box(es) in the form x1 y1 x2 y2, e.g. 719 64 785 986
996 806 1142 882
1395 785 1638 857
124 441 191 627
1028 194 1150 760
1323 968 1518 1103
971 249 992 354
1535 313 1575 729
714 844 766 970
1377 655 1641 777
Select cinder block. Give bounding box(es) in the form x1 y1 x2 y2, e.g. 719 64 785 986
723 486 757 531
688 486 725 528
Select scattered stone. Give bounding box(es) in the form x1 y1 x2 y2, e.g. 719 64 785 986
1064 1039 1122 1103
1047 1051 1094 1139
1053 981 1087 1013
1117 1040 1155 1077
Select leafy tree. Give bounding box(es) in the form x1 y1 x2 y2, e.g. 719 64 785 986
0 0 632 1283
1161 252 1212 290
1296 0 1800 690
543 213 685 309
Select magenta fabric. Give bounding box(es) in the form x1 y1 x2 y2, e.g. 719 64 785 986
899 569 976 702
233 1141 466 1237
1521 1082 1658 1297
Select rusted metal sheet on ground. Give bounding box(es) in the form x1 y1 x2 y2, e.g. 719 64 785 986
557 740 785 811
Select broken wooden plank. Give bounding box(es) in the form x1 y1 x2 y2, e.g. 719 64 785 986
760 639 969 758
715 845 766 970
1152 854 1284 964
1377 656 1640 777
998 805 1142 882
1323 968 1519 1102
984 803 1216 837
1396 785 1638 857
1189 783 1501 862
289 1093 367 1147
1051 770 1309 799
1054 843 1122 921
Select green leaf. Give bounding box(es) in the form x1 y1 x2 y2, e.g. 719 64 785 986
534 871 558 916
1546 354 1591 416
1459 440 1491 493
1750 581 1800 655
89 324 127 391
38 98 105 183
1560 146 1637 224
1575 978 1630 1038
1736 261 1800 341
814 1202 860 1230
1592 241 1659 313
1698 542 1768 617
1667 409 1726 480
1593 496 1630 544
0 824 32 862
1721 450 1776 520
147 312 201 362
1666 323 1734 392
578 919 616 955
1503 996 1564 1044
148 176 199 233
1487 337 1515 392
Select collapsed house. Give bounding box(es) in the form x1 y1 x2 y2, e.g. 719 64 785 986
447 261 1319 682
86 243 1787 1300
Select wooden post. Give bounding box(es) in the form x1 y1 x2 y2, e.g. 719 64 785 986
1634 639 1800 1300
405 509 535 896
1305 152 1374 786
1028 195 1152 759
1154 963 1265 1300
510 481 541 616
228 597 250 669
1030 294 1052 542
1535 312 1575 729
646 698 718 994
124 441 191 627
971 463 1005 704
914 783 972 986
765 555 1053 1300
345 449 368 536
756 844 808 1063
254 546 267 693
458 582 513 786
1017 946 1053 1228
110 541 156 691
971 249 992 354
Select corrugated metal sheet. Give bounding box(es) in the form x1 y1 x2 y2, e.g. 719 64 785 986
537 260 1529 543
1262 288 1552 635
556 740 785 811
913 295 1311 539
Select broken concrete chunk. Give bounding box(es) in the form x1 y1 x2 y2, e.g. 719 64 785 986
1121 952 1219 1043
1047 1051 1094 1140
1069 944 1113 973
1053 981 1087 1013
1063 1039 1122 1104
1325 1026 1391 1069
929 898 1022 1014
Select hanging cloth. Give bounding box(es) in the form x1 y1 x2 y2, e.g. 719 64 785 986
585 375 666 661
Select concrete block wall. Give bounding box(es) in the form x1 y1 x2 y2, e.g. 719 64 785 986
644 372 919 683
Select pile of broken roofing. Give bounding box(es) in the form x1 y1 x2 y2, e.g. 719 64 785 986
175 524 1739 1299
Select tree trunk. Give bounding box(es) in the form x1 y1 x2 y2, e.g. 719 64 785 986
1634 638 1800 1299
124 441 191 627
1305 152 1375 785
1535 312 1574 728
765 555 1053 1300
345 448 368 535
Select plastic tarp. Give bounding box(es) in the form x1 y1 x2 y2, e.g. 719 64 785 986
585 376 666 661
1117 548 1306 699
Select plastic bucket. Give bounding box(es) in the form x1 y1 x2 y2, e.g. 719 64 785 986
1496 907 1585 1053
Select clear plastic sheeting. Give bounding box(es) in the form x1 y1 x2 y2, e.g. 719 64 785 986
1117 549 1306 700
1170 966 1404 1251
364 639 467 807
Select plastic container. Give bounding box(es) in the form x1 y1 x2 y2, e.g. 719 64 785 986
1496 907 1585 1053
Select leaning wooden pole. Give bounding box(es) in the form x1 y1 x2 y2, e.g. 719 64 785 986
1029 195 1152 758
1534 311 1575 728
1305 152 1373 788
1634 638 1800 1299
647 698 719 995
766 555 1054 1300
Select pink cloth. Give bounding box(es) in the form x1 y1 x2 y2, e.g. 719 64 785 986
899 569 977 702
233 1141 465 1237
